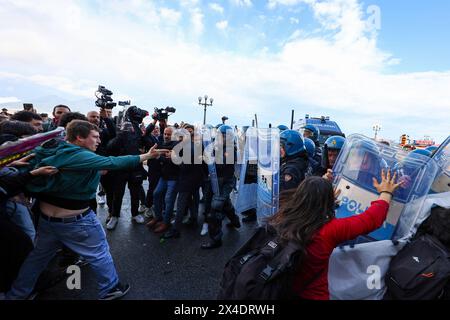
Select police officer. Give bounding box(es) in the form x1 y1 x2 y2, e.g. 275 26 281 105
303 124 323 169
201 125 241 249
280 130 309 191
322 135 346 180
304 137 322 176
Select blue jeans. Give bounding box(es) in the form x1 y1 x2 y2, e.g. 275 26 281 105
153 178 178 225
4 200 36 243
6 210 119 299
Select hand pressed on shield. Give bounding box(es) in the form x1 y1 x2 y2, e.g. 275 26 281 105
372 168 403 204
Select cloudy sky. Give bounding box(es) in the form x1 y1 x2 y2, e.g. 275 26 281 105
0 0 449 143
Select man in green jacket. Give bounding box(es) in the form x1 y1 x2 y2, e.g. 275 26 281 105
6 120 168 300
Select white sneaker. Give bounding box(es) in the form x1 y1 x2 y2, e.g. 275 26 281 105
98 195 106 206
106 217 118 230
138 205 147 213
200 223 209 236
143 207 154 219
132 214 145 224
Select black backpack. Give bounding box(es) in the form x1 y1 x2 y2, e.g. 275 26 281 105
385 234 450 300
217 226 305 300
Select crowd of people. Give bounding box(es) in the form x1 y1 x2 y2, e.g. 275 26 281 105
0 103 448 300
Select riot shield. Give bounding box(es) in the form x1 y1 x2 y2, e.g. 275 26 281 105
201 125 220 195
333 134 438 242
256 128 280 224
233 127 258 214
430 136 450 194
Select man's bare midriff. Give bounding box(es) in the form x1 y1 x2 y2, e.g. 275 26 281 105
40 201 88 218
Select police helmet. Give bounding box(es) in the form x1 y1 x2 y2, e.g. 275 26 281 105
410 149 432 158
304 138 315 158
303 124 320 143
277 125 289 132
324 136 346 150
280 130 305 156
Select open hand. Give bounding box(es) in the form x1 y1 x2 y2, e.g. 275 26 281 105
373 169 403 194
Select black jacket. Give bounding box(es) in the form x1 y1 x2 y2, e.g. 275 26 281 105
158 140 180 181
177 141 206 192
106 130 146 177
96 117 117 156
280 152 308 191
215 145 237 180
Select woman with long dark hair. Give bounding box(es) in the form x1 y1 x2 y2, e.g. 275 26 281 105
267 169 402 300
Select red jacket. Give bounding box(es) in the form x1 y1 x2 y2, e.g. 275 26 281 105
292 200 390 300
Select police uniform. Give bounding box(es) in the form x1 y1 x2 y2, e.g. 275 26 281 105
280 155 308 191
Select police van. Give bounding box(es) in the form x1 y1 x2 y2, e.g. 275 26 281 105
296 115 345 146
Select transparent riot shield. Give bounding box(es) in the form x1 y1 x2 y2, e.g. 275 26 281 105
234 127 258 214
201 125 220 195
333 134 438 242
256 128 280 224
430 136 450 194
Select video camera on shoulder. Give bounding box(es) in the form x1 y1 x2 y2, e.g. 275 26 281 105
125 106 149 124
95 85 116 109
153 106 176 121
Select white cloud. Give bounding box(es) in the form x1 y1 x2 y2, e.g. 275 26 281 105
0 0 449 142
230 0 253 7
268 0 314 9
209 3 224 14
0 96 20 104
190 8 204 36
290 17 300 24
216 20 229 30
159 8 182 26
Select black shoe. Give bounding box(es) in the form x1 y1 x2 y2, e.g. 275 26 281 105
201 239 222 249
99 282 130 300
226 216 241 229
242 212 257 223
162 229 180 239
241 209 256 216
183 218 198 227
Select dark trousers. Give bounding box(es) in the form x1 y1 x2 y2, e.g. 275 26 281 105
101 173 115 214
111 172 142 218
0 216 33 292
207 177 239 241
145 171 161 209
173 188 200 231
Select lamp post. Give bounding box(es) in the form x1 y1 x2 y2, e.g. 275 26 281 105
373 124 382 140
198 95 213 125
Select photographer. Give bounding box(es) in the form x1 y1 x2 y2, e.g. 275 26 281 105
87 103 117 212
105 121 148 229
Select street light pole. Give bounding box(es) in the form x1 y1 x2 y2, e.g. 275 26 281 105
198 95 214 125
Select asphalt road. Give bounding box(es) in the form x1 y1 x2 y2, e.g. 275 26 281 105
36 182 258 300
